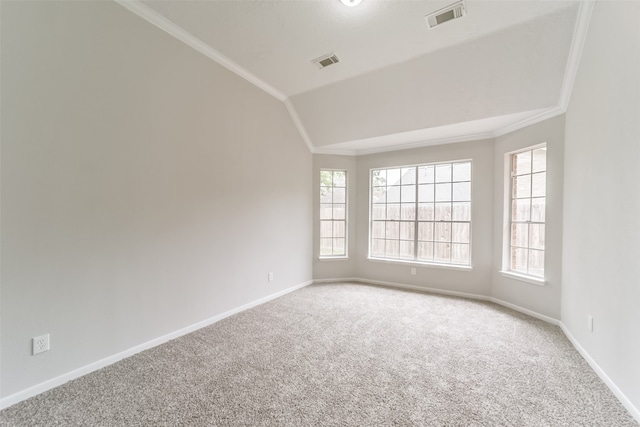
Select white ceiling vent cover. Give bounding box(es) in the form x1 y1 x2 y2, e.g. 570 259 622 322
425 1 466 29
312 53 339 69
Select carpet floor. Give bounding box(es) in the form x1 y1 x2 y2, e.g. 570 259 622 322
0 282 637 426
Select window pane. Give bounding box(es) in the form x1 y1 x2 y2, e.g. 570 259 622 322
528 250 544 277
418 184 434 202
513 151 531 175
320 188 333 203
372 221 385 239
531 172 546 198
513 174 531 199
453 182 471 202
371 239 385 257
372 169 386 186
401 204 416 221
531 198 546 222
320 221 333 238
320 170 333 186
400 241 414 259
400 222 415 240
387 169 401 186
333 221 345 238
511 247 528 273
418 222 434 241
512 199 531 222
453 162 471 182
529 224 545 250
386 222 400 240
372 186 386 204
434 222 451 242
452 202 470 221
320 238 333 256
333 204 346 220
401 185 416 203
372 205 386 220
435 183 452 202
434 243 451 262
418 166 434 184
387 204 400 220
333 171 346 187
452 223 470 244
435 164 452 183
387 186 401 203
418 203 434 221
401 167 416 185
320 204 332 220
333 238 345 255
333 187 346 203
532 148 546 173
435 203 452 221
417 242 433 261
451 244 470 264
385 240 399 258
511 223 529 248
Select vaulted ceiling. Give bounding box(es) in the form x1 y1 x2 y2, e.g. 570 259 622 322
117 0 591 155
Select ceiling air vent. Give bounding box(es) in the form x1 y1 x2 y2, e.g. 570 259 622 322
312 53 340 69
425 0 466 29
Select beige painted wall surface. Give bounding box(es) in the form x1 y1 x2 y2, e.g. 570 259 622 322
313 155 357 280
353 140 494 296
563 2 640 413
1 1 312 398
491 115 565 319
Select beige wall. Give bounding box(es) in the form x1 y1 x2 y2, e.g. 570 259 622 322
492 115 565 319
563 2 640 414
1 1 312 398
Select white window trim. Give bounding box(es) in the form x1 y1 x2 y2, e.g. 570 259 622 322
319 169 348 260
501 143 547 283
368 159 473 267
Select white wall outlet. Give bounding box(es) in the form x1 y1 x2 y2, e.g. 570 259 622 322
410 268 417 276
588 315 594 332
268 272 274 282
33 334 50 355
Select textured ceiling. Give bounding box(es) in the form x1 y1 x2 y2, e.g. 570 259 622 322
123 0 585 154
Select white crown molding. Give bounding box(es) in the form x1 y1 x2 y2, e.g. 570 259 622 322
558 1 595 111
283 99 315 153
114 0 287 101
114 0 593 157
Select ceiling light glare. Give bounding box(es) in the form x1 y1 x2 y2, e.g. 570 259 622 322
340 0 362 7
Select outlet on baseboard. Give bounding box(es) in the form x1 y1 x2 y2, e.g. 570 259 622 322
268 272 274 282
33 334 50 355
410 268 416 276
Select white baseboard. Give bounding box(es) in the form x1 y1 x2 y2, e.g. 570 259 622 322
560 323 640 423
0 279 313 410
314 277 639 424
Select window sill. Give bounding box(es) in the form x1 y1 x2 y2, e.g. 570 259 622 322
500 271 546 286
368 257 472 272
319 256 349 261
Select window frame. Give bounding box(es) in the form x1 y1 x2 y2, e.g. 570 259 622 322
367 160 473 268
501 143 547 285
319 169 348 259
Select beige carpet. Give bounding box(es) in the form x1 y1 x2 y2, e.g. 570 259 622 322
0 282 637 426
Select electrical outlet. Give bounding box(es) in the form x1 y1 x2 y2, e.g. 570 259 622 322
33 334 50 355
410 268 417 276
588 315 594 332
268 272 274 282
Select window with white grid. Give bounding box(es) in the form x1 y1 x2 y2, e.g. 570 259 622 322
320 170 347 258
369 161 471 266
508 146 546 278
